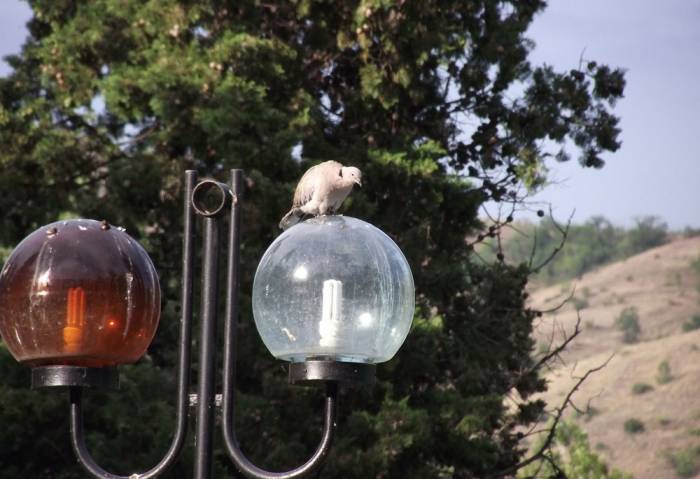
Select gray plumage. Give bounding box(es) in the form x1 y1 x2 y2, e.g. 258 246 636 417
279 160 363 230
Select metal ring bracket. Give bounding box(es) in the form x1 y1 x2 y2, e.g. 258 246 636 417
192 180 232 217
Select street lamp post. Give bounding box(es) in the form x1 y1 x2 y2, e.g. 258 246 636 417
0 169 415 479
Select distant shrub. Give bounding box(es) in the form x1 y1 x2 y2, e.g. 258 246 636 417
664 445 700 478
693 256 700 294
571 296 590 311
616 307 641 343
683 315 700 332
631 383 654 395
692 255 700 276
666 271 682 287
657 360 673 385
623 418 645 434
689 428 700 437
659 417 672 426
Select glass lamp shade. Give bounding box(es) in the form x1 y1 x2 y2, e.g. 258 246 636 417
0 219 161 367
252 216 415 364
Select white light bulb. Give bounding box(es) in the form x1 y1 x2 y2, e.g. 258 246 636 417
319 279 342 347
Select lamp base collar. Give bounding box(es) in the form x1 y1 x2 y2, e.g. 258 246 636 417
31 366 119 389
288 359 375 386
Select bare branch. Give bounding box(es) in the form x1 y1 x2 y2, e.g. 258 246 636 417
539 287 577 315
530 208 575 273
495 354 614 477
530 315 582 376
577 47 589 71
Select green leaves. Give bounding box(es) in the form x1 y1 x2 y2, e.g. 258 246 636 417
520 421 632 479
368 139 444 176
360 64 393 107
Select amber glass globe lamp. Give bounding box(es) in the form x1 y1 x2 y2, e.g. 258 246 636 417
0 219 161 368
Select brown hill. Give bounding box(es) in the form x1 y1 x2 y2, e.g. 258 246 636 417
529 235 700 478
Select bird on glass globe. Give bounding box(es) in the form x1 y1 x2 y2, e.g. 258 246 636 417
279 160 363 230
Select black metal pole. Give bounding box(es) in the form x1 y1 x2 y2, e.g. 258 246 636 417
222 169 243 417
67 170 198 479
193 216 221 479
165 168 197 471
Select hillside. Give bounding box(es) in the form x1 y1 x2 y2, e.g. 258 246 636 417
529 235 700 478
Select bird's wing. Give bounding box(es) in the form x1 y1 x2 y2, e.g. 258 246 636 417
292 161 341 207
292 165 317 207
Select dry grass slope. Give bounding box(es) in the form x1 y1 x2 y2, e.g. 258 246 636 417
530 236 700 479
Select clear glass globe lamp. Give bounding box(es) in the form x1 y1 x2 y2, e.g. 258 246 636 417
252 216 415 365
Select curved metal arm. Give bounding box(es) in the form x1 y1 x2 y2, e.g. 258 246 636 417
68 170 198 479
221 169 337 479
70 385 185 479
222 382 337 479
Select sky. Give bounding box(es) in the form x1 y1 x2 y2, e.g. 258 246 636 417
521 0 700 229
1 1 698 229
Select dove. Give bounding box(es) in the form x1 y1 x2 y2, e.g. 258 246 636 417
279 160 362 230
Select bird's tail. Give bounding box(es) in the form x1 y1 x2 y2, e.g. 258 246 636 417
279 208 303 230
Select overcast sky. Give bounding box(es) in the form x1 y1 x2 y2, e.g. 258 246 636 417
1 1 698 228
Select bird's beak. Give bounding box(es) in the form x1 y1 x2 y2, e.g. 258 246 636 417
354 179 363 188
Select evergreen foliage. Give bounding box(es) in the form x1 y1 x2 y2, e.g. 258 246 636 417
0 1 624 477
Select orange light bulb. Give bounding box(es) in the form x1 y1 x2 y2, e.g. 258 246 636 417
63 287 86 353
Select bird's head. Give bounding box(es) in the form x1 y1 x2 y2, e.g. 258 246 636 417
339 166 363 188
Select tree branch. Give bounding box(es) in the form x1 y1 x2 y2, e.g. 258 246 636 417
495 354 614 477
